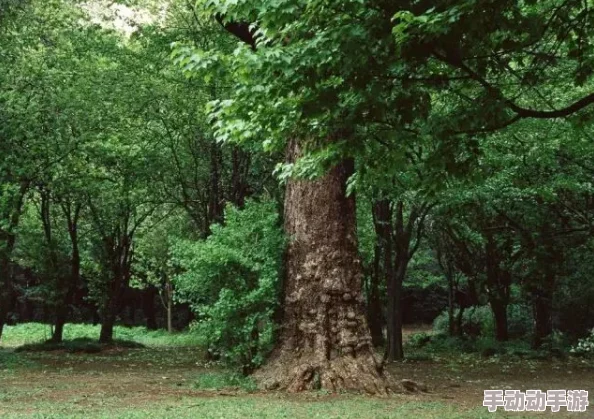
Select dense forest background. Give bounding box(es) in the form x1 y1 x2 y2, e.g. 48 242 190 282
2 0 594 396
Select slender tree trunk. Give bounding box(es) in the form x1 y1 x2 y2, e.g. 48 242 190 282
456 306 465 336
52 315 66 343
99 312 115 343
38 189 63 344
386 200 430 360
484 234 511 342
373 199 394 358
166 278 173 333
52 209 81 343
39 189 69 343
143 286 158 330
100 274 123 344
467 278 479 306
52 301 69 342
255 140 389 394
532 272 554 348
533 295 553 348
368 199 392 348
387 262 405 361
531 230 558 349
167 302 173 333
208 142 224 228
490 299 509 342
366 244 384 347
0 257 10 341
100 269 124 344
0 182 28 341
231 147 250 208
0 235 17 343
0 254 11 341
447 270 455 336
98 231 133 343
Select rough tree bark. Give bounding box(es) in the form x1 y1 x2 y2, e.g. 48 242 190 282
255 140 390 394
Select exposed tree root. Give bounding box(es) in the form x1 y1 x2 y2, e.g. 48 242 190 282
255 351 395 395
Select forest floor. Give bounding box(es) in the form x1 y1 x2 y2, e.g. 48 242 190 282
1 324 593 418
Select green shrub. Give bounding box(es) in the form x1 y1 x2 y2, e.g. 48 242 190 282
538 330 569 358
194 371 258 392
415 333 532 358
432 304 532 338
570 328 594 357
433 306 492 337
172 200 285 373
407 332 433 348
507 304 534 338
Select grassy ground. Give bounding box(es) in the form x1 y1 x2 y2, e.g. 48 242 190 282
1 323 593 418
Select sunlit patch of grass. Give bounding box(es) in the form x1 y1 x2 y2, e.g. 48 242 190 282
0 323 202 349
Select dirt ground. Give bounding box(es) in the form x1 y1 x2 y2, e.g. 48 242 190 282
1 328 593 418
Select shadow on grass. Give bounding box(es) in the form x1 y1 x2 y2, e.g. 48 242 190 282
15 337 145 354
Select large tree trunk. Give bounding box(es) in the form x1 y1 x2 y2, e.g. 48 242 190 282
256 140 390 394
